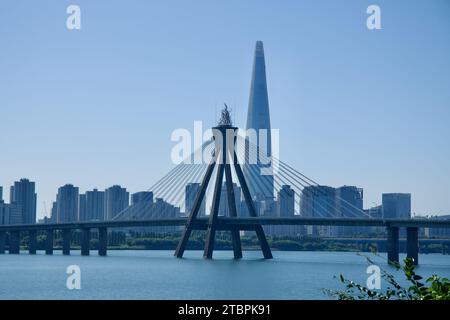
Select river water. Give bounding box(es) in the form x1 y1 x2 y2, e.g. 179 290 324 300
0 250 449 299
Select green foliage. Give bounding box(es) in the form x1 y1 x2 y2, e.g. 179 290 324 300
326 257 450 300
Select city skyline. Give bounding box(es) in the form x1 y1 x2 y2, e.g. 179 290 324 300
1 0 450 219
0 178 416 220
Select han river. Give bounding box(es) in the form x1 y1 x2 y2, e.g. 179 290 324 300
0 250 449 299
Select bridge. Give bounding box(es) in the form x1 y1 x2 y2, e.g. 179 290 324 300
1 216 450 265
3 110 448 266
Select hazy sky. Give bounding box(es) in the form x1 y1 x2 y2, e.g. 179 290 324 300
1 0 449 219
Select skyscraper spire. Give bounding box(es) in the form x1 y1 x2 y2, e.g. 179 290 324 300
246 41 271 134
244 41 274 201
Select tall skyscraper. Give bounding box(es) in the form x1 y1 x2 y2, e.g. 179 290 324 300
218 182 241 217
121 191 152 221
0 202 22 225
105 185 129 220
300 185 337 237
277 185 295 217
151 198 180 233
244 41 274 202
79 193 87 221
335 186 364 218
50 201 57 223
84 189 105 221
132 191 153 205
126 195 180 232
365 204 384 234
10 178 37 224
185 183 205 216
56 184 79 223
0 186 3 202
300 186 336 218
272 185 300 237
382 193 411 219
335 186 364 236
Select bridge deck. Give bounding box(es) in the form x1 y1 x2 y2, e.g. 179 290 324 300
0 217 449 232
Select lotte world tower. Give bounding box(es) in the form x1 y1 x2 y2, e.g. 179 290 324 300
244 41 274 202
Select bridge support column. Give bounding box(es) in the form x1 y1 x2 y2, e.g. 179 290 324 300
387 226 399 265
0 232 5 254
81 228 90 256
204 163 225 259
254 226 273 259
407 227 419 265
230 227 243 259
9 231 20 254
62 229 71 255
45 229 54 255
98 227 107 256
29 230 37 254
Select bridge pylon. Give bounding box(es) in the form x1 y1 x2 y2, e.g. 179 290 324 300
175 109 272 259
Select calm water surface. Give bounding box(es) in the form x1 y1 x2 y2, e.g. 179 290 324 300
0 250 449 299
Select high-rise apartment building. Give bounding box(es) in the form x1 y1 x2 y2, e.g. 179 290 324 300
55 184 79 223
185 183 205 216
105 185 129 220
10 179 37 224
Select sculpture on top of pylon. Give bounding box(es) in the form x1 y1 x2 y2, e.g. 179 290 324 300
218 103 232 126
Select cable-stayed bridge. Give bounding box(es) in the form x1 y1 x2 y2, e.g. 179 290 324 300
1 126 450 265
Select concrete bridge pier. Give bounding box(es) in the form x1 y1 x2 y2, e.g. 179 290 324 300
81 228 90 256
28 230 37 254
9 231 20 254
62 229 71 255
45 230 54 255
387 226 399 265
98 227 107 256
407 227 419 265
0 232 5 254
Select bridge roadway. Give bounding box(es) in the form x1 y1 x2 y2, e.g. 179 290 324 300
1 217 449 265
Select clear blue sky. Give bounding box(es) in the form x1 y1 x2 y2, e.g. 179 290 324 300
1 0 449 218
